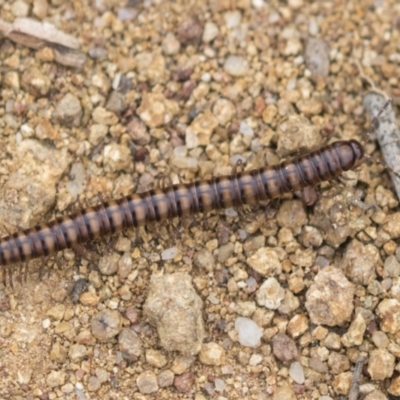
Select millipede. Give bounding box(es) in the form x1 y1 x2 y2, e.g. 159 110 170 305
0 101 392 283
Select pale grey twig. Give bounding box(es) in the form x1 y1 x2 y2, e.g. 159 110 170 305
363 92 400 201
348 355 365 400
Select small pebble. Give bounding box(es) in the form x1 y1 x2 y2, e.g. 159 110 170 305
162 32 181 55
304 37 330 77
157 370 174 388
202 22 219 42
367 349 395 380
52 93 82 127
91 310 122 342
199 342 225 366
247 247 282 277
87 376 101 392
214 378 226 392
235 317 263 347
117 7 138 20
11 0 29 17
289 361 305 384
256 277 285 310
143 273 205 355
46 371 66 388
137 370 159 394
224 55 249 76
161 247 179 260
70 279 89 303
98 253 119 275
146 349 167 368
118 328 143 361
376 299 400 334
137 92 179 128
174 372 195 393
176 17 203 45
21 67 51 97
272 333 298 362
305 266 355 326
68 344 87 362
239 120 254 136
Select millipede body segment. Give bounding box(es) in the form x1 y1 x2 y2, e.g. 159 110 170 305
0 140 364 266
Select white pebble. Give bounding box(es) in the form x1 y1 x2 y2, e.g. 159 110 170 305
42 318 51 329
214 378 226 392
202 22 219 43
246 276 258 293
289 361 305 384
66 162 86 198
171 155 198 170
256 277 285 310
224 11 241 28
224 208 238 218
235 317 263 347
224 55 249 77
249 354 263 366
74 387 86 400
20 123 34 138
237 229 248 240
173 146 187 157
286 78 297 91
201 73 211 82
161 247 179 260
239 120 254 137
117 8 138 21
308 20 319 36
252 0 265 8
207 292 219 305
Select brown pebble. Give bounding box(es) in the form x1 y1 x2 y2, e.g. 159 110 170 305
125 307 139 324
174 372 195 393
272 333 298 362
176 17 203 45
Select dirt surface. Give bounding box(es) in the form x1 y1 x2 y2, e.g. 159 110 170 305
0 0 400 399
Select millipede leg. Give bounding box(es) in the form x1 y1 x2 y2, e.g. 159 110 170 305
72 244 99 263
39 256 49 280
232 159 244 175
295 187 319 206
104 234 119 255
8 267 13 289
24 262 29 283
364 154 400 181
165 220 180 245
134 228 141 246
156 174 174 189
234 203 254 220
264 201 278 220
2 268 6 288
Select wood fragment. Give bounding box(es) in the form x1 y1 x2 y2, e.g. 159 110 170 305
0 17 85 68
52 44 87 69
348 355 365 400
363 92 400 201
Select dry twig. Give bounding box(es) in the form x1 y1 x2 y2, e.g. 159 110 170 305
0 17 85 68
363 92 400 201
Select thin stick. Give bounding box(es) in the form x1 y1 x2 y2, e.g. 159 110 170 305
363 92 400 201
348 355 365 400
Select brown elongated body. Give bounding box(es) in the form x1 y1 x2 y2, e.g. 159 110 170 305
0 140 364 266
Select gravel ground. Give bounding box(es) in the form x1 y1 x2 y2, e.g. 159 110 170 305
0 0 400 399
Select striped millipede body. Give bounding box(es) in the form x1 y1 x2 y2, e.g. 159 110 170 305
0 139 364 268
